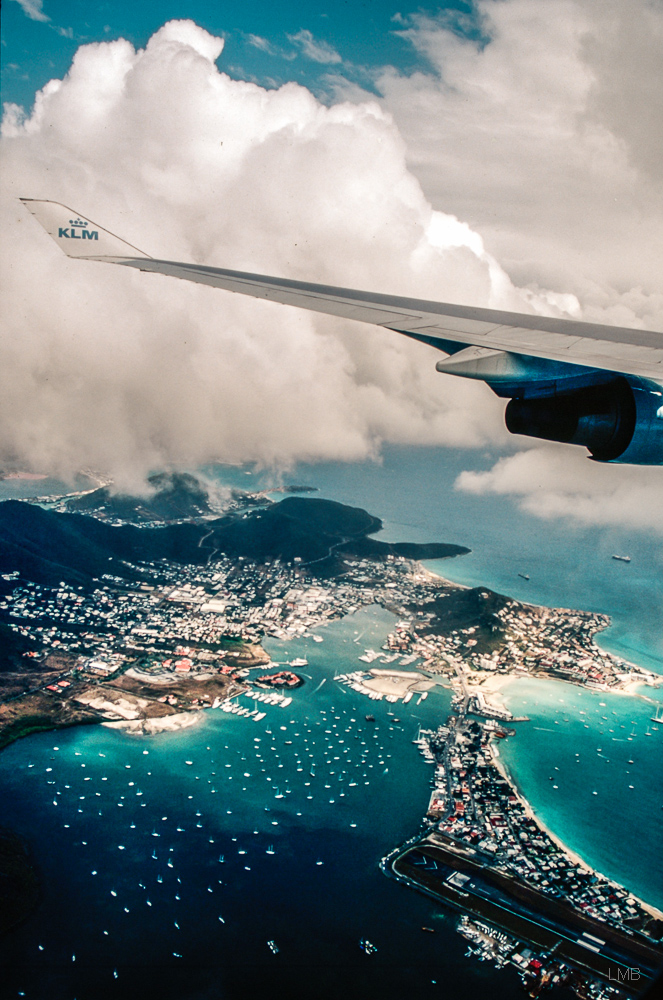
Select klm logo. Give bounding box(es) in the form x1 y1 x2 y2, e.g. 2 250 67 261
58 218 98 240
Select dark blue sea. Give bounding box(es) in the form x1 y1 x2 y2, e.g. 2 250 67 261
1 446 661 999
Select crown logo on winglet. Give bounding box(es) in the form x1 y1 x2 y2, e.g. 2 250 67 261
69 218 88 228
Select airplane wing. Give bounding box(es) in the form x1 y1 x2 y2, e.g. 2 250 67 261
19 198 663 464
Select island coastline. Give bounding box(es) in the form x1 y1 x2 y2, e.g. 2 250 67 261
1 486 661 996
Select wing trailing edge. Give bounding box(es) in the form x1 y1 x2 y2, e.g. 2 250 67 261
20 199 663 383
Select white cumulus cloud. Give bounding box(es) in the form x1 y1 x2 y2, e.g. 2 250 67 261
322 0 663 535
1 19 565 488
347 0 663 330
2 13 661 527
456 446 663 534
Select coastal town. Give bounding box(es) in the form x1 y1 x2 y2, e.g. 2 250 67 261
1 489 661 996
386 716 663 996
1 526 656 739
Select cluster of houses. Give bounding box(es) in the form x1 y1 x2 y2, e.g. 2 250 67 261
419 720 659 941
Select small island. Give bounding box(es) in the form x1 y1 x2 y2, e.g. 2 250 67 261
1 481 660 996
255 670 303 690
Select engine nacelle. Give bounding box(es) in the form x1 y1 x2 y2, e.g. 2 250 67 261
505 377 663 464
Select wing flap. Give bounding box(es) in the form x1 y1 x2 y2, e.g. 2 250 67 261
393 320 505 338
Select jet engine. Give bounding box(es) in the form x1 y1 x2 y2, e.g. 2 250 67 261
505 377 663 464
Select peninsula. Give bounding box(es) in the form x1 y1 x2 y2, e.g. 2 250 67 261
1 482 660 996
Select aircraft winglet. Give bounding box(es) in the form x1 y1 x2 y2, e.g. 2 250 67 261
20 199 151 261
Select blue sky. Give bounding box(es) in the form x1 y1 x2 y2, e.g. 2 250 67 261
2 0 477 111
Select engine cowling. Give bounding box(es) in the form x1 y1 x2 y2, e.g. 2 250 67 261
504 377 663 464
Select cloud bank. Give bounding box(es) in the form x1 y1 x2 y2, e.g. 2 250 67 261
1 10 661 532
456 446 663 533
331 0 663 534
1 18 570 489
371 0 663 326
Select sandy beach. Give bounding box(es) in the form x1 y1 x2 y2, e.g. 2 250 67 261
419 563 465 590
611 676 663 698
465 667 661 716
102 711 202 735
489 742 663 921
464 672 521 711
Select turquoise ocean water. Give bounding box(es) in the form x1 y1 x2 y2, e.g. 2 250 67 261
497 679 663 911
249 446 662 673
1 445 661 997
206 447 663 904
1 608 529 999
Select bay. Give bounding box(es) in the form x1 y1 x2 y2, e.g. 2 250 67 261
0 608 527 1000
497 678 663 911
2 444 661 997
239 445 662 673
